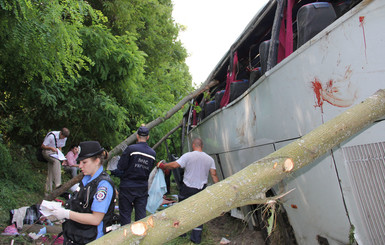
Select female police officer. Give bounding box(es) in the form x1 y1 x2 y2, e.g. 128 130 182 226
49 141 116 244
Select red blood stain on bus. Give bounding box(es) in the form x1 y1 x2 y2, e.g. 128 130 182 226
311 75 357 113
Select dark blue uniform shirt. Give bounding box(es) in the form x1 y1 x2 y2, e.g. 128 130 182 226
117 142 156 188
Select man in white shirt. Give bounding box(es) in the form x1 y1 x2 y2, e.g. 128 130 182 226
157 138 219 244
41 127 70 193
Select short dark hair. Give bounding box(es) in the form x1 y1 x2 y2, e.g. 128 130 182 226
61 128 70 137
192 138 203 148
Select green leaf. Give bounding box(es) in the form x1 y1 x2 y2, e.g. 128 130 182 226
267 206 275 236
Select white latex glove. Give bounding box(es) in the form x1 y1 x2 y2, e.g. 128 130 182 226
51 206 70 220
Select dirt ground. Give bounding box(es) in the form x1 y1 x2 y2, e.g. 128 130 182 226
205 213 266 245
1 214 266 245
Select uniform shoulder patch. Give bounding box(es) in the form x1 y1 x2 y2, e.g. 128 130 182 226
95 186 108 202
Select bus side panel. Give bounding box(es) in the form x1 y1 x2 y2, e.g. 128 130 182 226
335 122 385 245
186 1 385 244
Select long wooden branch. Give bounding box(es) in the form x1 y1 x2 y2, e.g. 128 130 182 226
152 121 183 150
91 89 385 244
107 79 219 160
44 173 83 201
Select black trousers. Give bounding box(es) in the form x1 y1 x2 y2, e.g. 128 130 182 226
178 183 207 244
119 186 148 226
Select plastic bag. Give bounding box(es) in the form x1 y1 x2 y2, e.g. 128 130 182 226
146 168 167 213
107 156 120 170
147 167 157 190
36 148 47 162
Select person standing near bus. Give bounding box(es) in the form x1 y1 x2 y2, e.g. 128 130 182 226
111 126 156 225
157 138 219 244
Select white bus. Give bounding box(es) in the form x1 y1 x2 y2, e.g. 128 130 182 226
181 0 385 244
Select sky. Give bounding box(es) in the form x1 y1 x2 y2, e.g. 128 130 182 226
172 0 269 87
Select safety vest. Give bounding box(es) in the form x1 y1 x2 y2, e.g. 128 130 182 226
63 172 116 244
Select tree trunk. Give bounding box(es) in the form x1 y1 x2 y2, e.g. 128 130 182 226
91 89 385 244
107 79 219 160
44 174 83 201
152 121 183 150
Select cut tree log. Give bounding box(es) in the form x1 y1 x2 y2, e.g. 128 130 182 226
91 89 385 245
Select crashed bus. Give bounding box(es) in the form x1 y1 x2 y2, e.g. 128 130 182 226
180 0 385 244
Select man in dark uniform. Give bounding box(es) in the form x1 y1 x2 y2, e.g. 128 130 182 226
112 126 156 225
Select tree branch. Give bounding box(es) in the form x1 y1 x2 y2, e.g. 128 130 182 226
43 173 83 201
152 121 183 150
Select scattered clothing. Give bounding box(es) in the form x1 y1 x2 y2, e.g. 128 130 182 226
11 206 28 229
41 234 64 245
2 224 19 235
10 204 43 230
220 237 231 244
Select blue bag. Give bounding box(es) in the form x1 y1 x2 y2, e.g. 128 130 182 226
146 168 167 213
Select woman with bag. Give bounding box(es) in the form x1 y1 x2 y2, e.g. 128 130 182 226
48 141 116 244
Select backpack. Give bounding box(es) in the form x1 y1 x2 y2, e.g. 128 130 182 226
36 132 57 162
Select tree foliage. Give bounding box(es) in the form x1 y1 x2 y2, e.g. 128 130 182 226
88 0 192 157
0 0 192 158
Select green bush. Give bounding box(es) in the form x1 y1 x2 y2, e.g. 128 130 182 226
0 143 44 192
0 143 46 228
0 143 12 179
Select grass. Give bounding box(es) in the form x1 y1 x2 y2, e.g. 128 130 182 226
0 144 46 226
163 226 215 245
0 143 49 244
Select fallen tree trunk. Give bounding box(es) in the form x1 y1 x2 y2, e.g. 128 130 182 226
91 89 385 244
44 174 83 201
152 121 183 150
107 79 219 160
